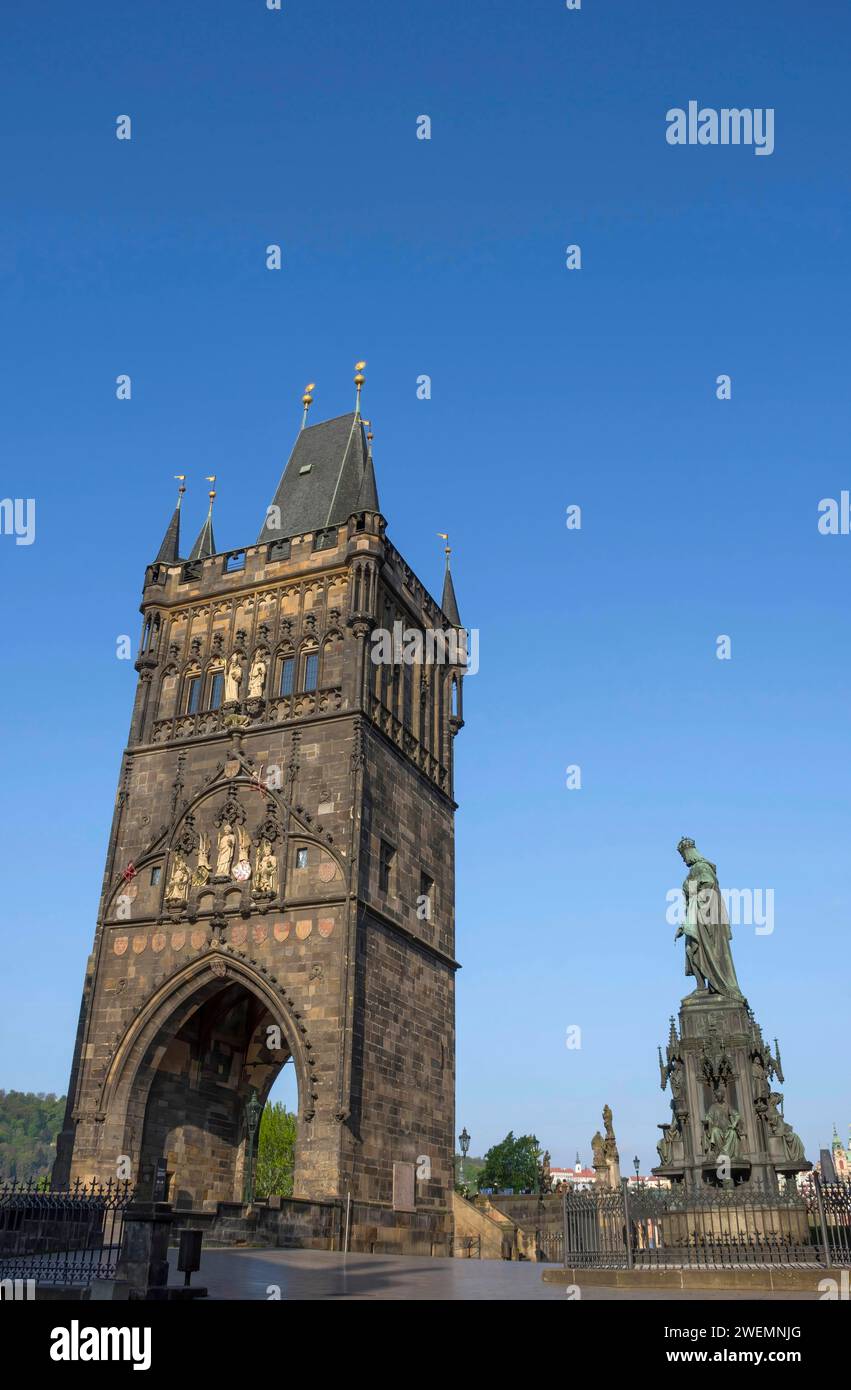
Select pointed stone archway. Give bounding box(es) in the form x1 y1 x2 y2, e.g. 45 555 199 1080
93 951 316 1208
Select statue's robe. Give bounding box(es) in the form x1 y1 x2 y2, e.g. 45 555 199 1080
704 1101 742 1160
682 856 742 997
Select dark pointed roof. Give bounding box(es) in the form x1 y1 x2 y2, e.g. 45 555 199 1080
259 412 374 542
441 565 461 626
154 505 182 564
355 451 379 512
188 511 216 561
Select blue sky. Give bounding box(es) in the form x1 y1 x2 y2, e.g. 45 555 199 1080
1 0 849 1170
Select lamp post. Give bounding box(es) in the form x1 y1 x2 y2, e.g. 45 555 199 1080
633 1154 641 1186
243 1088 262 1206
459 1127 471 1186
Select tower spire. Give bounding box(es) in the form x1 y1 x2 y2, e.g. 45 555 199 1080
188 475 217 561
353 420 380 513
438 532 461 626
154 475 186 563
354 360 366 417
301 382 315 430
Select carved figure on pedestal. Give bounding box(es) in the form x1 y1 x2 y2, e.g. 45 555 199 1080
248 653 267 699
253 838 279 896
165 850 191 904
592 1105 620 1187
591 1130 606 1181
215 821 235 879
702 1083 743 1163
224 652 243 703
675 838 742 998
764 1091 806 1164
657 1108 681 1167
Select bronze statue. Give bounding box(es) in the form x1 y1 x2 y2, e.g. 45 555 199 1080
764 1092 806 1164
702 1083 743 1162
675 838 742 998
656 1113 680 1166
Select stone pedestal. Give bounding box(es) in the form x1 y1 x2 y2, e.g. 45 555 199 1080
114 1201 175 1299
652 992 810 1191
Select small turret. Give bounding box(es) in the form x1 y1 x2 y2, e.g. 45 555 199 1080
154 475 185 563
188 475 218 560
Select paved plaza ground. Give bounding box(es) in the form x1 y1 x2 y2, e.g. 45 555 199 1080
193 1248 820 1301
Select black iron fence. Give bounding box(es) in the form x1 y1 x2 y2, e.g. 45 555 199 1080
537 1229 564 1263
801 1176 851 1268
561 1176 851 1270
0 1179 134 1287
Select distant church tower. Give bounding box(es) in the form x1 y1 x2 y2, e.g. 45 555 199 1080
55 374 466 1255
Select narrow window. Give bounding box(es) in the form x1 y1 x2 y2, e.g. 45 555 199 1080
185 676 201 714
419 871 434 922
302 651 319 692
224 550 246 573
208 671 224 709
403 662 413 727
150 866 162 887
379 840 396 895
296 847 308 869
279 657 295 696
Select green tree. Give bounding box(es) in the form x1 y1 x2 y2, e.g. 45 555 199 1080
254 1102 297 1199
476 1132 541 1193
0 1091 66 1183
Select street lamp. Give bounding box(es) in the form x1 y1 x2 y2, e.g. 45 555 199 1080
243 1088 262 1206
459 1127 471 1185
633 1154 641 1185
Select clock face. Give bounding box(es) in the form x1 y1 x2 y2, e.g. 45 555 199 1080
233 861 252 882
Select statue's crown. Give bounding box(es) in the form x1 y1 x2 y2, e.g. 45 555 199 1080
677 836 695 855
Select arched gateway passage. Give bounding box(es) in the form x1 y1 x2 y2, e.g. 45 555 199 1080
99 955 308 1209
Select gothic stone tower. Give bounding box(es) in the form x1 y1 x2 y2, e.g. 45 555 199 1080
55 403 466 1256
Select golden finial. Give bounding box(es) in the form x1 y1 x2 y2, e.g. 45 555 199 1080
205 475 217 513
301 382 316 430
354 360 367 415
174 474 186 507
363 418 373 455
437 531 451 570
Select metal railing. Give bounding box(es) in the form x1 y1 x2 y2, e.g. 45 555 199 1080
563 1176 851 1270
537 1229 564 1263
801 1175 851 1267
0 1179 134 1286
452 1235 482 1258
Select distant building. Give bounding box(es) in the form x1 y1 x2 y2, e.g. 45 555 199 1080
830 1125 850 1179
550 1154 597 1191
550 1152 671 1192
